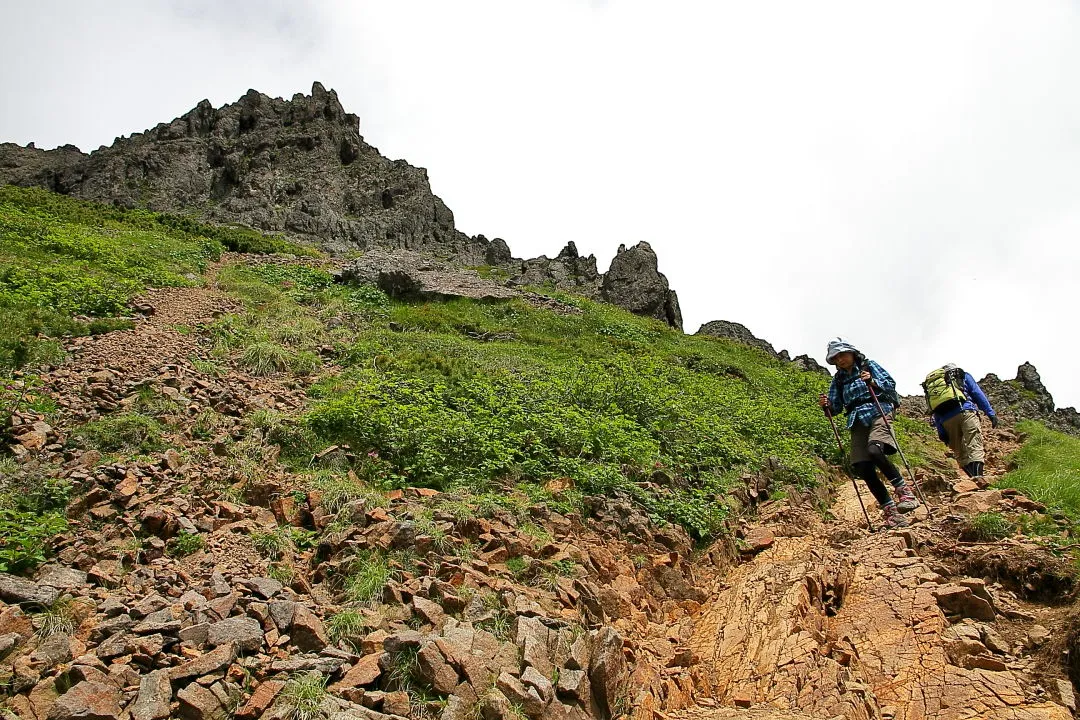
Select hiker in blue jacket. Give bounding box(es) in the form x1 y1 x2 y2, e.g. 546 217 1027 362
819 338 918 528
928 364 998 479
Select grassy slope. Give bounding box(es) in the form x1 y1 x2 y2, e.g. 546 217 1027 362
0 185 308 370
215 262 835 538
998 420 1080 519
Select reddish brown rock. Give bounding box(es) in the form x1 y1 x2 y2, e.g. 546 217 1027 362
234 680 284 720
336 653 383 688
290 605 328 652
46 681 123 720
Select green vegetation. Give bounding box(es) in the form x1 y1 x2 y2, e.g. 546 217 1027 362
281 672 327 720
343 551 392 603
998 421 1080 520
0 475 70 574
0 186 315 371
305 296 831 539
326 609 372 646
34 596 77 637
166 531 205 558
961 512 1014 542
73 413 166 455
252 527 291 560
207 256 836 540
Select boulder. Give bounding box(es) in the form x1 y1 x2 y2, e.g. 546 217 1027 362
46 681 123 720
589 627 628 718
600 242 682 329
696 320 777 356
932 585 996 622
177 683 225 720
131 670 172 720
0 572 61 608
290 605 328 652
207 617 263 653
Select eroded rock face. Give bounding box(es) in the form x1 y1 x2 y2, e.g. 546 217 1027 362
600 242 683 330
0 83 494 261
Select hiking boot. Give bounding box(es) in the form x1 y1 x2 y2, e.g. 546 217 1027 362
894 484 919 513
881 503 909 529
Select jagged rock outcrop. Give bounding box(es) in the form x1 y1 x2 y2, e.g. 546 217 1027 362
600 242 682 330
0 82 494 261
696 321 777 357
511 242 602 298
2 84 692 328
695 321 827 375
979 363 1080 435
335 250 517 303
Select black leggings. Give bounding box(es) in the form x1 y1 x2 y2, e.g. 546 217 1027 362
866 441 902 483
853 461 893 507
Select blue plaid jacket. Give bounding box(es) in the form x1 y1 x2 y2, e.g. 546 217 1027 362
827 359 896 429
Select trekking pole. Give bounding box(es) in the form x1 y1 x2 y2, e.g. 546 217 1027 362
822 395 874 532
866 385 933 519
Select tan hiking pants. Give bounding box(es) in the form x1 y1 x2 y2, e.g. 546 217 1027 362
942 411 984 466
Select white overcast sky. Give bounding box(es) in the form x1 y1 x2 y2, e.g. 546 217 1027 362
3 1 1079 407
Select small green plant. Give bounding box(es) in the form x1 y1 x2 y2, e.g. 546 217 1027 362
290 350 321 376
454 539 476 562
386 647 421 694
74 413 165 454
252 527 291 560
281 672 327 720
191 408 225 440
190 357 225 377
35 596 77 637
289 527 319 551
326 609 371 646
268 562 296 585
310 472 385 513
961 512 1014 542
166 532 205 558
343 551 392 603
477 610 512 641
0 509 67 573
505 556 530 579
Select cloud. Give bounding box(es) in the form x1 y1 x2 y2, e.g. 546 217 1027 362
3 0 1079 406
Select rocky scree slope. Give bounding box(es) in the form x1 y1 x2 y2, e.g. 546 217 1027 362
0 83 683 330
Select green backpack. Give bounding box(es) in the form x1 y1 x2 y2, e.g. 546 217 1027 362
922 366 968 411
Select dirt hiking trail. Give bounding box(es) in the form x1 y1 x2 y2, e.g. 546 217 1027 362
637 430 1076 720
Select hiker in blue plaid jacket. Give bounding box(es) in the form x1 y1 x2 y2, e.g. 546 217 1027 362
819 338 918 528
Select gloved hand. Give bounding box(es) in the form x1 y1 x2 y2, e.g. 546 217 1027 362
990 414 1000 428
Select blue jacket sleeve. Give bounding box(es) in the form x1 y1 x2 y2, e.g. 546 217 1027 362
964 373 995 416
867 360 896 393
827 376 843 415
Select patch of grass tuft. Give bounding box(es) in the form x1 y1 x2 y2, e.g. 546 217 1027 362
281 672 327 720
242 341 292 376
998 421 1080 520
74 413 165 454
343 551 392 603
961 512 1014 542
166 532 205 558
